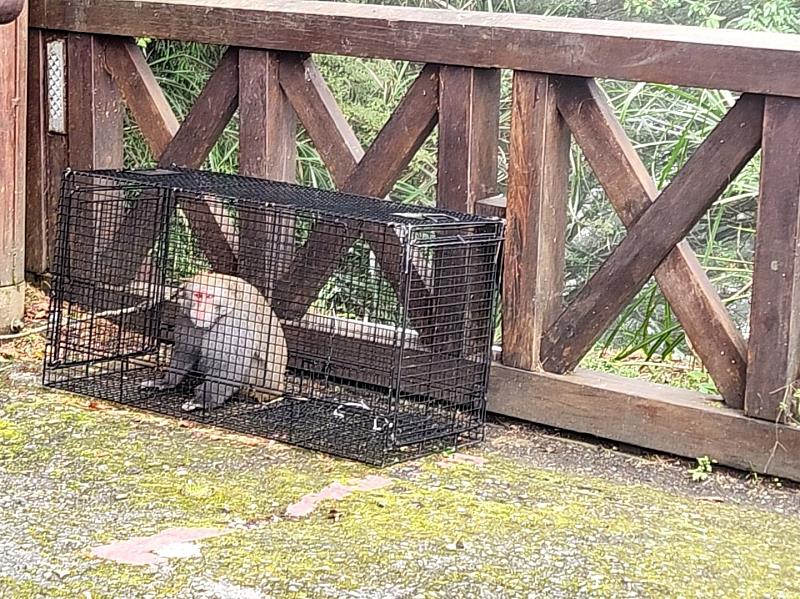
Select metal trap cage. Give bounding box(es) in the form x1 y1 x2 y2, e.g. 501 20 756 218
43 168 504 466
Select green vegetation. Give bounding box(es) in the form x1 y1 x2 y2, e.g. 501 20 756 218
688 456 716 482
124 0 800 392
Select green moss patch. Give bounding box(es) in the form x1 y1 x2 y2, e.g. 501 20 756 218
2 388 800 597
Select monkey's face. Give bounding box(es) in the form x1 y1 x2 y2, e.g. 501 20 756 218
181 279 231 329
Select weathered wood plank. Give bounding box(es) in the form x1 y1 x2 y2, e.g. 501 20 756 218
158 46 239 169
502 71 569 371
342 63 438 198
0 4 26 330
433 66 500 355
278 52 362 185
555 76 748 408
67 34 124 171
541 94 764 374
29 0 800 98
239 49 296 183
437 66 500 213
24 28 52 275
103 37 179 158
745 96 800 422
65 33 125 285
238 49 297 298
488 364 800 482
274 62 437 322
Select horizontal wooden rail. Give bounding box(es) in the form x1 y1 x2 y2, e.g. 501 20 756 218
30 0 800 97
488 365 800 481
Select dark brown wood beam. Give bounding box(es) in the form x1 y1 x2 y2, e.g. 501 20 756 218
238 49 297 298
431 66 500 355
541 94 764 374
158 46 239 169
342 63 439 199
555 76 748 409
239 49 296 183
274 61 439 322
65 33 125 285
502 71 569 371
745 96 800 422
103 37 179 158
29 0 800 98
278 53 362 186
67 34 124 171
488 364 800 482
437 66 500 213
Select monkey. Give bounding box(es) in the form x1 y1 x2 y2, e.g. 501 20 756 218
140 272 288 412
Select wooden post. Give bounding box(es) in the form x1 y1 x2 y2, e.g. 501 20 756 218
0 3 26 331
434 65 500 354
64 33 124 286
238 49 297 298
745 96 800 422
437 65 500 213
502 71 570 370
26 30 69 276
67 34 124 170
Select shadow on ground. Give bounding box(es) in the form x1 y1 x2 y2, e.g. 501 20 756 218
1 363 799 598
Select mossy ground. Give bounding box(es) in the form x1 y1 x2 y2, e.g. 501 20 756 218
1 370 800 599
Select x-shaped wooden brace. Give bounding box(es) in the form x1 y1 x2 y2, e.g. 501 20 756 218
99 42 240 283
99 40 440 331
269 54 439 328
539 78 763 407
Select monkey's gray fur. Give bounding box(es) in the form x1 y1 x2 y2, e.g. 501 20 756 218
140 272 288 412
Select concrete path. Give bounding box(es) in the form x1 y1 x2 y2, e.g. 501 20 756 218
1 370 799 598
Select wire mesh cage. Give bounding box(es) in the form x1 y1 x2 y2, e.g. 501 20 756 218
43 168 505 466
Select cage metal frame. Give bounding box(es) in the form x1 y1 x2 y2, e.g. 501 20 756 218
43 168 505 466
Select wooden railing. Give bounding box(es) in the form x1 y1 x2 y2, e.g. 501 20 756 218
25 0 800 479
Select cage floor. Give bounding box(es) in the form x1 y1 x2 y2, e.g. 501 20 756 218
44 366 483 466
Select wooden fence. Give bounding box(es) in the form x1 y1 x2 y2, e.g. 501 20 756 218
24 0 800 479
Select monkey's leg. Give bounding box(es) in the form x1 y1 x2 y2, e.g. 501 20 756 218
182 378 239 412
181 352 241 412
141 346 196 390
140 317 199 391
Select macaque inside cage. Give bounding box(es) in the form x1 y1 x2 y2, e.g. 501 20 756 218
44 168 504 465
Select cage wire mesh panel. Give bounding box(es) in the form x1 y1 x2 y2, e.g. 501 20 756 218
44 168 504 465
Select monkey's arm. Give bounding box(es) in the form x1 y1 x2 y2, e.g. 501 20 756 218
181 322 246 411
182 353 243 411
140 315 200 390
